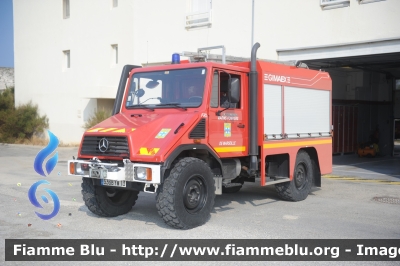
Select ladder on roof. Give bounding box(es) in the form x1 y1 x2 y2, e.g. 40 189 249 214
182 51 249 64
142 45 308 68
182 45 249 64
182 51 307 68
183 45 306 67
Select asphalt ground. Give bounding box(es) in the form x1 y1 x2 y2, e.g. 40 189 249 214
1 143 399 266
330 144 400 183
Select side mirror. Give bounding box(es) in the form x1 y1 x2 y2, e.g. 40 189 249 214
135 88 145 98
230 78 240 103
146 80 159 89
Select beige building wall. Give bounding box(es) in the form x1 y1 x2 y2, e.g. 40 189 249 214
14 0 134 142
13 0 400 143
265 0 399 55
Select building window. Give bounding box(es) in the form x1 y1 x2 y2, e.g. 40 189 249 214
111 45 118 65
320 0 350 10
358 0 386 4
63 0 70 19
112 0 118 8
396 80 400 90
63 50 70 70
185 0 212 29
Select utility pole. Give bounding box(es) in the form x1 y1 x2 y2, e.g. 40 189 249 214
251 0 255 49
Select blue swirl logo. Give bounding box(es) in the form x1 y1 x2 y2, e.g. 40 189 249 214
28 180 60 220
29 130 60 220
34 130 59 176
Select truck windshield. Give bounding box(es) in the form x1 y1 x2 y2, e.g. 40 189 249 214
125 68 206 109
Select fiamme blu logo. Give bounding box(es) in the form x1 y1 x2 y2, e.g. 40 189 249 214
28 130 60 220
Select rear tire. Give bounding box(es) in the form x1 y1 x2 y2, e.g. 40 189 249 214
81 177 139 217
156 157 215 229
275 151 313 201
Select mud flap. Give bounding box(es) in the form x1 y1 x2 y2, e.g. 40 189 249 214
214 177 222 195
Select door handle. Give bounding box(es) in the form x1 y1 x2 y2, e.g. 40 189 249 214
237 123 245 128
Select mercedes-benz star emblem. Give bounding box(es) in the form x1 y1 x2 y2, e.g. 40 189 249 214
98 138 109 153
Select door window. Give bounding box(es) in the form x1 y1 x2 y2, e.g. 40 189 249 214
209 70 241 109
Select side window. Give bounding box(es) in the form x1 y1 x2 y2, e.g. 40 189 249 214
219 72 240 109
210 70 241 109
210 71 219 107
63 0 70 19
185 0 212 29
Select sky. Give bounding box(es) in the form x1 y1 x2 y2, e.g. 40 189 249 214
0 0 14 67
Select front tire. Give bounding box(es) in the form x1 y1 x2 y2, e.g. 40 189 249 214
275 151 313 201
81 177 139 217
156 157 215 229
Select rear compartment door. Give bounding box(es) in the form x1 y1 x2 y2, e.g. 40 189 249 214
207 69 248 158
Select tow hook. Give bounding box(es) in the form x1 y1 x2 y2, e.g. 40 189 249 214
144 183 158 194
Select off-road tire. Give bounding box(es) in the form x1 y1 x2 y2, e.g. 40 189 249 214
81 177 139 217
156 157 215 229
275 151 313 201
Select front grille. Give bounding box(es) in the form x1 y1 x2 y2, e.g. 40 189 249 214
189 118 206 139
81 136 129 157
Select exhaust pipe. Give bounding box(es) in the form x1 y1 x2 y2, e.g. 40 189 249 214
249 43 260 174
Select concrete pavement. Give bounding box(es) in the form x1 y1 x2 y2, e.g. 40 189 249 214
1 143 399 265
330 144 400 182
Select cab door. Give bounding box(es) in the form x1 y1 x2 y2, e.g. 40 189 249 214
207 69 248 158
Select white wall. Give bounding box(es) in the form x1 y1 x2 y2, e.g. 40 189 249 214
14 0 134 143
13 0 400 143
130 0 254 65
264 0 400 58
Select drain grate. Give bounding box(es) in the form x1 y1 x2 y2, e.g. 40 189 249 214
372 197 400 205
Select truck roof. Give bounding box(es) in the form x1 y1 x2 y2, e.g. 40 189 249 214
137 61 250 73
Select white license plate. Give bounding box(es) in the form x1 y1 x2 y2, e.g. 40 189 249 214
89 168 107 178
101 179 126 187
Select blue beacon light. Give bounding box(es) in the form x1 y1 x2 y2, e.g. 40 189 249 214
172 53 180 64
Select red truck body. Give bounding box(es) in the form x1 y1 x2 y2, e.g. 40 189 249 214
69 44 332 229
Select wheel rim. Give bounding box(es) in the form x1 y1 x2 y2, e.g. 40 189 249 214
294 163 308 190
105 188 130 205
183 175 207 214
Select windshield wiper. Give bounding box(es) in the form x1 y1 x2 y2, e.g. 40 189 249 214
157 103 187 111
126 104 154 111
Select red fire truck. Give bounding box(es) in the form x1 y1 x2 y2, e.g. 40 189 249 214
68 43 332 229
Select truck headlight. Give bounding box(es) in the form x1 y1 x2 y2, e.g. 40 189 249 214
75 163 85 175
135 167 152 181
69 162 89 175
69 162 86 175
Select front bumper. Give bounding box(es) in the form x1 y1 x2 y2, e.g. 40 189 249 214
68 157 161 185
